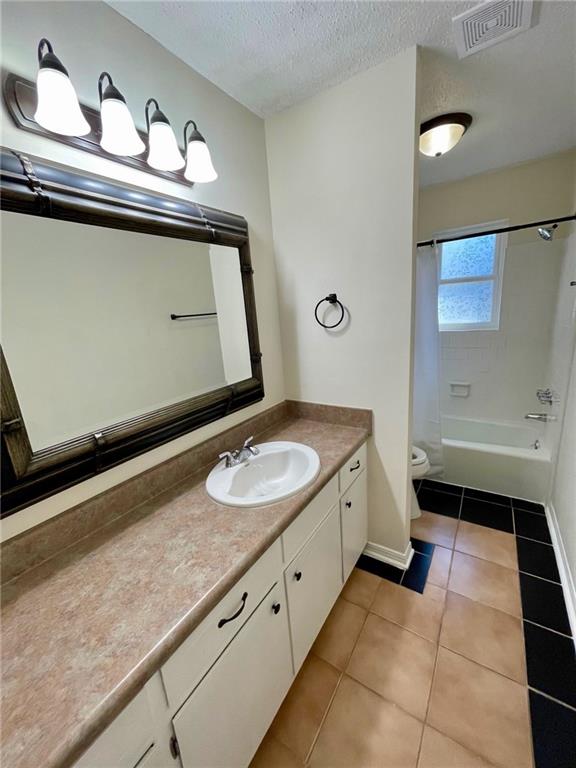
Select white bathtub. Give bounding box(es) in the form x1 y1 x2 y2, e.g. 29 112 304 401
441 416 551 501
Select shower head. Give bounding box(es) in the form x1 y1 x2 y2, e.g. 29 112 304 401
538 223 558 241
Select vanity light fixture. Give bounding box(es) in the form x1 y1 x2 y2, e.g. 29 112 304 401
34 38 90 136
98 72 145 157
145 98 185 172
183 120 218 183
419 113 472 158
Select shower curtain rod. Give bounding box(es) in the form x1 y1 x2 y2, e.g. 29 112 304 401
417 213 576 248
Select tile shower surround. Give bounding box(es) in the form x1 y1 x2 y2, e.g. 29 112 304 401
353 477 575 768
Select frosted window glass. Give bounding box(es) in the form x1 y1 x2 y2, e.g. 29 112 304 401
438 281 493 326
441 235 496 279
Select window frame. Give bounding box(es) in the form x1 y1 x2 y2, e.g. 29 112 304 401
435 220 508 332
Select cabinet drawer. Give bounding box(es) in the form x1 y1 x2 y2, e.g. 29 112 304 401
172 582 293 768
339 443 367 494
161 538 282 710
282 475 338 564
74 686 154 768
341 470 368 582
285 505 343 671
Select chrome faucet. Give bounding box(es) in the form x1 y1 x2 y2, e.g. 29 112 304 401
219 436 260 468
525 413 557 423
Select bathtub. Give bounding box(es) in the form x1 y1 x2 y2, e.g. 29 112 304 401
440 416 551 502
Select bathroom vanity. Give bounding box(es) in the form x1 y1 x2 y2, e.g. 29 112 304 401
0 409 370 768
76 442 367 768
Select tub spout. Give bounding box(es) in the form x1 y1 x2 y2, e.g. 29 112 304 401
524 413 557 423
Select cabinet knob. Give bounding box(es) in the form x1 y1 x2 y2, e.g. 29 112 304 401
272 602 281 614
345 501 352 508
294 570 302 581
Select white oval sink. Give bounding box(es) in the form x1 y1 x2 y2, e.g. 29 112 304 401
206 441 320 507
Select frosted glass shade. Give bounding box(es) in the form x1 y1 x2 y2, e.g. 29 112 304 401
100 98 145 156
34 68 90 136
147 121 184 171
184 139 218 183
419 123 466 157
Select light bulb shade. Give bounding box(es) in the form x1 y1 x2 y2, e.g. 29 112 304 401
184 138 218 183
34 67 90 136
147 121 184 171
100 98 145 156
419 113 472 158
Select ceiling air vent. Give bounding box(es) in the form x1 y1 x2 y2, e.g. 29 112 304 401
452 0 534 58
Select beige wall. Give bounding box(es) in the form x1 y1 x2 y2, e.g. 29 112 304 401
0 1 284 540
266 48 419 558
419 149 576 244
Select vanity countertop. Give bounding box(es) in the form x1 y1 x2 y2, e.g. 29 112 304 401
1 416 369 768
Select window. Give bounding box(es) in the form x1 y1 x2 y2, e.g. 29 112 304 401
437 226 506 331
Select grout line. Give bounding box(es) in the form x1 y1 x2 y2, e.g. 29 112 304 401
515 533 553 547
528 686 576 713
518 568 561 585
523 618 573 639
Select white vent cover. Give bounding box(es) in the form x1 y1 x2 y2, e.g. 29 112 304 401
452 0 534 58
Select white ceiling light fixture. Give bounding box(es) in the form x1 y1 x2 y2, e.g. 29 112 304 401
419 113 473 158
34 38 90 136
98 72 145 157
145 98 185 172
183 120 217 183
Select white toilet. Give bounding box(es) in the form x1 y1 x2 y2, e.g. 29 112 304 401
410 445 430 520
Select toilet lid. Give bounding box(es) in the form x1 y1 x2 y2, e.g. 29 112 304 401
411 446 428 466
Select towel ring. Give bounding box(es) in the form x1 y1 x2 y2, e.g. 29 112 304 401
314 293 345 329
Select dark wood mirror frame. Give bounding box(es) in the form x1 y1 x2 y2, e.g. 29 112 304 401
0 148 264 516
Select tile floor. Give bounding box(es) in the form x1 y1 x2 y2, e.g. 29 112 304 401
250 480 576 768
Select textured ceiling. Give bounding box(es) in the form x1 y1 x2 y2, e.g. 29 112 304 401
107 1 576 186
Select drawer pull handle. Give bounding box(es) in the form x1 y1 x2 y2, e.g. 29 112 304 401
294 570 303 581
345 501 352 508
218 592 248 628
272 602 281 614
350 460 361 472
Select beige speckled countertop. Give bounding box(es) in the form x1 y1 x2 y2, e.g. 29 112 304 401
1 416 369 768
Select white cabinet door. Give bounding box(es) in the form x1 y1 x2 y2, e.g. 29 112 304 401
340 469 368 582
285 505 342 671
173 582 293 768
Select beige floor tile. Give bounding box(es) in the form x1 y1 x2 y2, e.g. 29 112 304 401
423 583 446 604
370 579 444 642
270 654 340 761
428 546 453 588
250 733 302 768
440 592 526 683
455 521 518 570
448 551 522 617
312 598 367 670
341 568 381 610
418 726 495 768
411 512 458 548
427 648 533 768
347 613 436 720
309 675 423 768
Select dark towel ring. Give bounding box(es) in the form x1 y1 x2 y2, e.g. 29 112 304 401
314 293 345 329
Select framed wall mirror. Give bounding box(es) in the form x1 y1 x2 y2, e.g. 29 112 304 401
0 148 264 515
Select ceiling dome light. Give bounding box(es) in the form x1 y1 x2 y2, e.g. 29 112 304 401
419 113 472 158
34 38 90 136
183 120 218 183
145 98 184 172
98 72 145 157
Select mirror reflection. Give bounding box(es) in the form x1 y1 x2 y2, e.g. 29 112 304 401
1 211 251 451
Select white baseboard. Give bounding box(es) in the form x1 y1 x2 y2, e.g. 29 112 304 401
546 503 576 642
363 540 414 571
